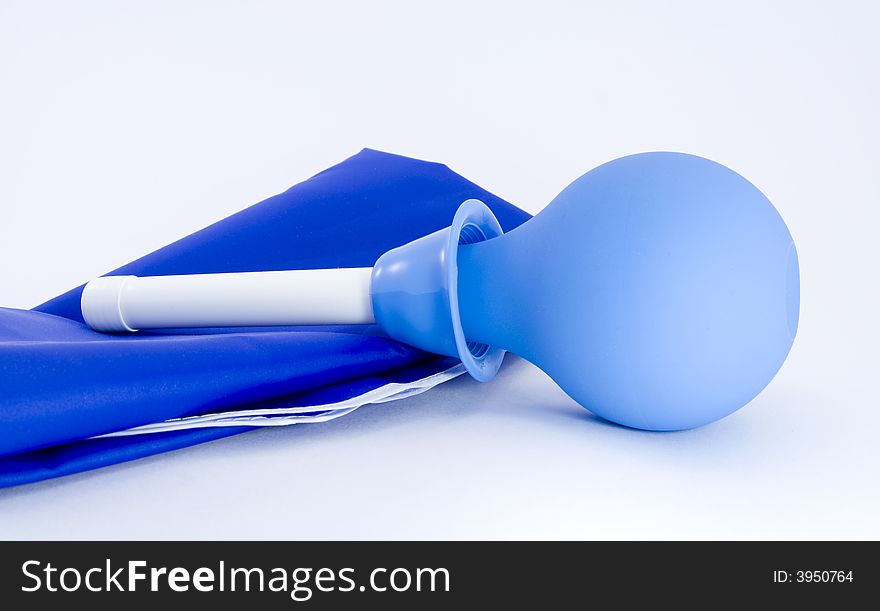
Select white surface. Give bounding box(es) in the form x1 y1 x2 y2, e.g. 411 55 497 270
0 0 878 540
82 268 375 331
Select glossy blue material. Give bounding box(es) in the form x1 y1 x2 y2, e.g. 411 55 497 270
371 199 506 381
456 152 799 430
0 149 530 487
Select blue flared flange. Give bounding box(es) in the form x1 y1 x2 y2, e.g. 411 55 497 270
370 199 506 381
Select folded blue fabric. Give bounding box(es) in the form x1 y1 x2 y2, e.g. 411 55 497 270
0 149 529 488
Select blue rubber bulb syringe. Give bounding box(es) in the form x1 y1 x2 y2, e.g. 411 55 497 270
82 152 800 431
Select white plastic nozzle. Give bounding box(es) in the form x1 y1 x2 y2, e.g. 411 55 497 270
81 275 139 332
80 269 375 332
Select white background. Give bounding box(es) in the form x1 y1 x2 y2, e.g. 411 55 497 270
0 1 878 539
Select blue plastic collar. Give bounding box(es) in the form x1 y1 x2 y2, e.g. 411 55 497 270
370 199 505 382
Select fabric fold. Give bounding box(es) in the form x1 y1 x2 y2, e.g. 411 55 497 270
0 149 530 487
